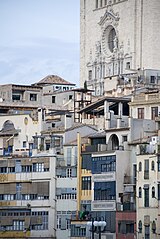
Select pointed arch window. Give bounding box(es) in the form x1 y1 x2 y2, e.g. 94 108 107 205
151 161 155 171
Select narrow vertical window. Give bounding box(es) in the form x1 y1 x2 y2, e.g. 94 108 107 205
108 28 116 53
152 187 155 198
96 0 98 8
144 185 149 207
151 161 155 171
144 160 149 179
88 70 92 81
52 96 56 103
138 220 142 233
139 162 142 171
138 108 144 119
139 187 142 198
151 107 158 120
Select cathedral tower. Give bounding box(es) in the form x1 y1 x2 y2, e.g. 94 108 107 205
80 0 160 95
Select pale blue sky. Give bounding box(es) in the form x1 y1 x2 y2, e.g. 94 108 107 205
0 0 80 86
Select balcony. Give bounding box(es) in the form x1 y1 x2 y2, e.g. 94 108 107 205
138 144 156 155
85 144 107 153
117 202 135 212
93 173 115 182
92 200 116 211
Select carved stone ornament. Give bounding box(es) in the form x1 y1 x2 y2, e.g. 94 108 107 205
99 8 119 28
99 8 120 57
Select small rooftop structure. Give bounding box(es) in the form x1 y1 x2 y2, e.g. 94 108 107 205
33 75 76 86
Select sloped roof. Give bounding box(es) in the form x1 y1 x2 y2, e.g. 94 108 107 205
35 75 75 86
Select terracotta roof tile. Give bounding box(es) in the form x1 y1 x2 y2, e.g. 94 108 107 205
36 75 75 86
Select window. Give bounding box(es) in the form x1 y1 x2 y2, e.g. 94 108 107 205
33 163 44 172
21 165 32 172
144 160 149 179
88 70 92 81
122 135 128 142
82 176 91 190
96 0 98 8
12 94 21 101
16 183 22 200
138 220 142 233
101 161 116 172
94 181 116 200
108 28 116 53
158 156 160 172
8 167 15 173
158 184 160 200
139 162 142 171
105 0 107 5
118 221 134 234
150 76 155 84
55 86 61 91
52 96 56 103
100 0 102 7
139 187 142 198
13 220 24 231
152 187 155 198
57 217 61 229
23 141 26 148
145 225 150 239
67 168 72 177
151 107 158 120
151 161 155 171
31 211 48 230
138 108 144 119
144 186 149 207
126 62 130 69
69 95 72 100
0 167 7 173
3 194 15 200
30 94 37 101
126 223 134 233
152 221 156 234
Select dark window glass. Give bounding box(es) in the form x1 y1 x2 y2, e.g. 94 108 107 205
138 108 144 119
52 96 56 103
151 107 158 120
108 28 116 52
144 188 149 207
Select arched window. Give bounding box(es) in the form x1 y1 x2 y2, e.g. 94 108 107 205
152 221 156 233
139 162 142 171
152 186 155 198
139 187 142 198
138 220 142 233
108 28 116 52
151 161 155 171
